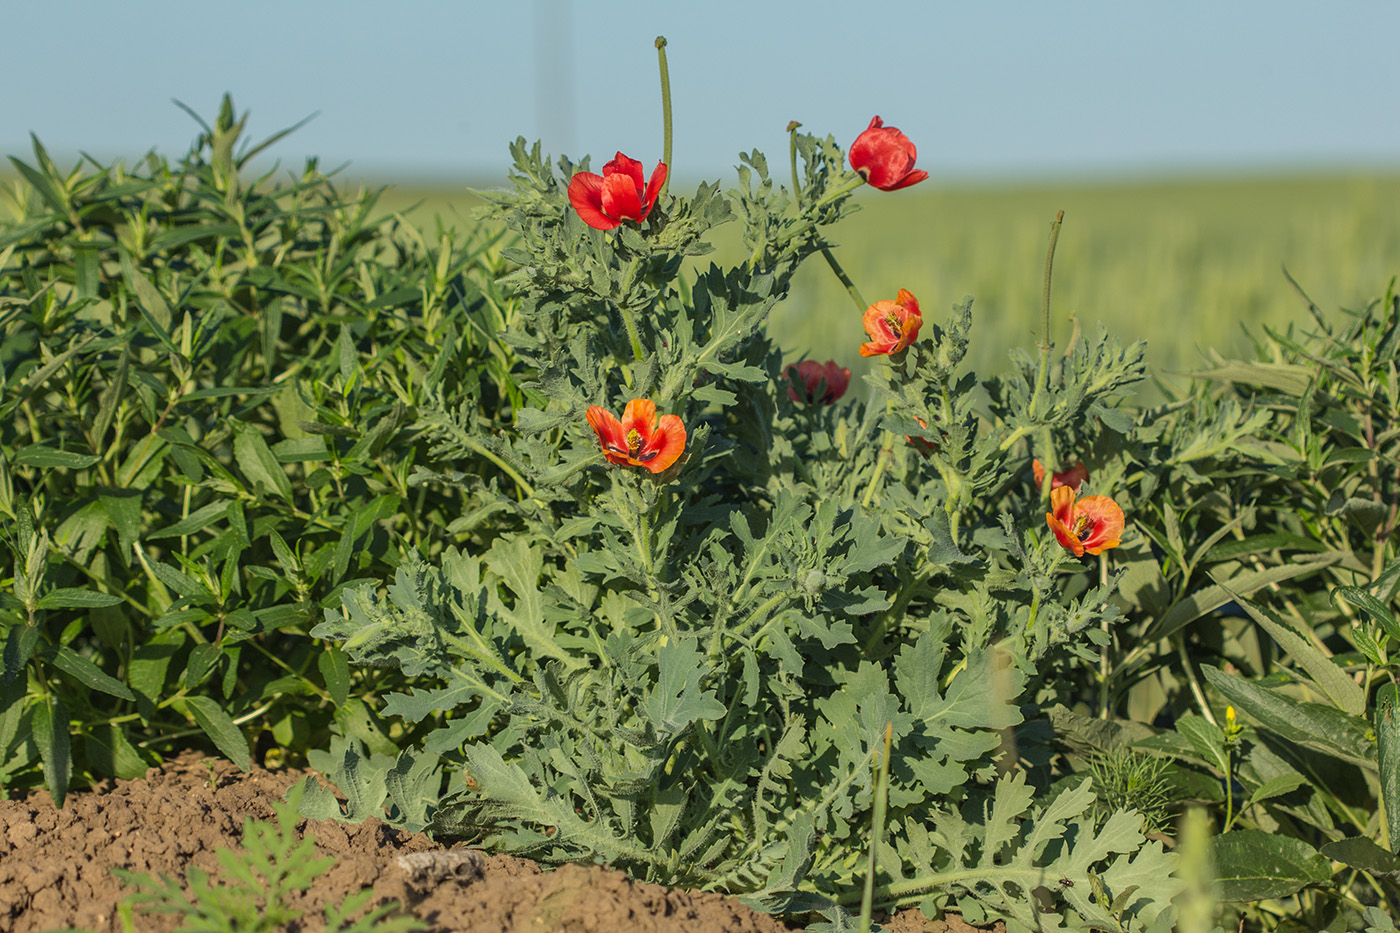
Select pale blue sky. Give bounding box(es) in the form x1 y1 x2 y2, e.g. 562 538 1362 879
5 1 1399 184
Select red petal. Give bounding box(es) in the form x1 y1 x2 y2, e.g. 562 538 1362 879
603 152 644 189
883 169 929 191
568 173 620 230
600 172 644 224
639 161 668 220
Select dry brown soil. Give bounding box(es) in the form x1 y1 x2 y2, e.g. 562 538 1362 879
0 752 994 932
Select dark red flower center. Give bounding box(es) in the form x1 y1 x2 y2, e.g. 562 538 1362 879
885 312 903 337
1071 514 1094 541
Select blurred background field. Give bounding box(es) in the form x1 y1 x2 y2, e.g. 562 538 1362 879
6 161 1394 404
375 172 1400 402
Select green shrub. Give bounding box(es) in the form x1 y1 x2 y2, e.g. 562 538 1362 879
0 95 517 804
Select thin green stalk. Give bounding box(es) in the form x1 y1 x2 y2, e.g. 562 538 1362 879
860 426 894 510
655 37 672 194
618 305 646 362
1029 210 1064 419
859 723 894 933
617 258 646 362
1098 550 1112 719
821 247 867 311
787 121 803 206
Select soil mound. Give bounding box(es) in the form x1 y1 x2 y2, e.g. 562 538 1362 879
0 752 793 932
0 752 983 932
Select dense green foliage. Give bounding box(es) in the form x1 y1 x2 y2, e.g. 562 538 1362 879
0 97 515 804
5 88 1400 932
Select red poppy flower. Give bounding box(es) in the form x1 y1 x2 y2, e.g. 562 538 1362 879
849 117 929 192
784 359 851 404
567 153 668 231
1046 486 1125 557
859 289 923 357
585 399 686 474
1033 459 1089 493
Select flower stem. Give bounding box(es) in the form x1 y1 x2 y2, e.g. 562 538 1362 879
1029 210 1064 419
655 37 673 196
787 121 803 207
617 257 646 361
821 246 868 311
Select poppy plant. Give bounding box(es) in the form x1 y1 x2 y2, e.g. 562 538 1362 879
848 116 929 192
859 289 923 357
907 417 935 457
1033 459 1089 493
586 399 686 474
1046 486 1125 558
567 153 668 231
784 359 851 404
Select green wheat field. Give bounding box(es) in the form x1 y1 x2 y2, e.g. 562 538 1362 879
376 172 1400 402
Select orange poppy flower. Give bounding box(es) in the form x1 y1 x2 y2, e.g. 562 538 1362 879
1033 459 1089 493
849 116 929 192
567 153 668 231
585 399 686 474
784 359 851 404
858 289 922 357
1046 486 1125 557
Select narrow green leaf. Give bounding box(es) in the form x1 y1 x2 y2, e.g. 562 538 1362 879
49 645 136 701
319 646 351 707
1201 665 1374 769
1229 592 1366 716
1377 684 1400 852
230 419 293 501
120 252 173 332
37 587 123 610
84 723 149 780
147 500 230 540
1175 714 1229 775
2 625 40 682
1145 552 1343 642
1335 586 1400 643
1211 829 1330 900
1321 837 1400 878
13 444 101 469
1246 773 1310 806
183 696 250 771
31 695 71 808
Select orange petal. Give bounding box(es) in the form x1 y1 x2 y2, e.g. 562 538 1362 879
1045 508 1085 558
1077 496 1125 555
1049 485 1077 525
586 406 631 465
620 399 658 437
638 414 686 473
